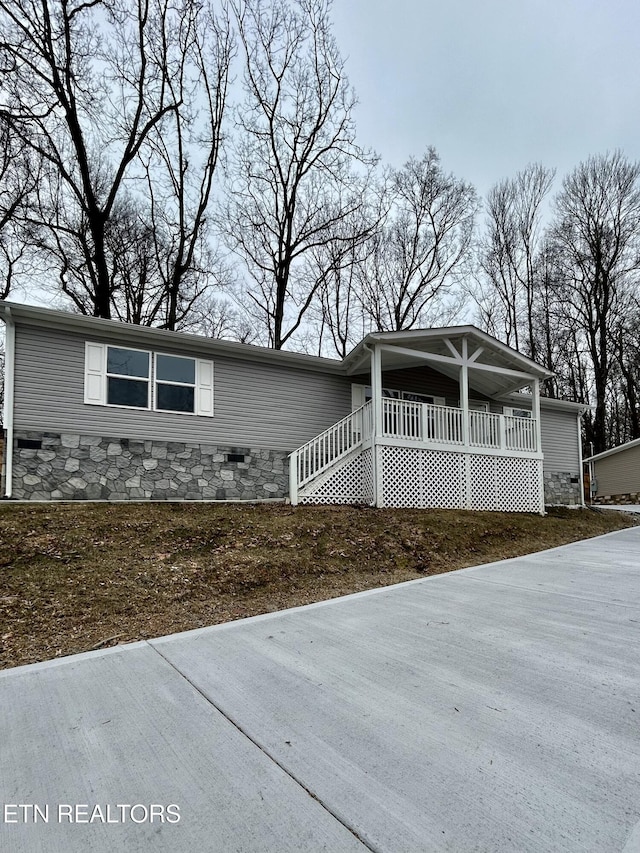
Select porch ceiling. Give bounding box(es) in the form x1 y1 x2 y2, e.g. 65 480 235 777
342 326 553 398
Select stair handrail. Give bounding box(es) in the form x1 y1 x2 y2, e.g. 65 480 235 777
289 401 372 502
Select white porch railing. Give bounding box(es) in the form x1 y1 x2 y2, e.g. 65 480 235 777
382 398 537 453
504 414 536 452
293 401 373 490
290 398 539 504
382 399 463 444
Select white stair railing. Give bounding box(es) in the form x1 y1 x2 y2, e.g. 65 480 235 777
290 402 373 501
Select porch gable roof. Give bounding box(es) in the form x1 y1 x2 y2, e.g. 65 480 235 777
342 326 554 399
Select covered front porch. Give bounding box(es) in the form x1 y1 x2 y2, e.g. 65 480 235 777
290 327 552 513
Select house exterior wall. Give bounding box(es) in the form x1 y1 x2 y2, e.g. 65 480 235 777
4 317 584 507
12 322 352 452
592 444 640 502
519 404 582 505
539 408 580 475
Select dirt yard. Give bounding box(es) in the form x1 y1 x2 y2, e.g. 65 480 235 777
0 501 636 669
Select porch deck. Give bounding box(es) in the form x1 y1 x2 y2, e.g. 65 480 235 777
289 328 548 513
292 399 539 493
290 398 544 513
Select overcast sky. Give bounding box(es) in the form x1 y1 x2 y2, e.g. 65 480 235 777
331 0 640 200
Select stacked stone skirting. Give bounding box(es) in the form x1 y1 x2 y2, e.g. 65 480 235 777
593 493 640 505
543 471 582 506
7 430 288 501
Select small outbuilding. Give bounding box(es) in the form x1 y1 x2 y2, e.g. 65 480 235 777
585 439 640 505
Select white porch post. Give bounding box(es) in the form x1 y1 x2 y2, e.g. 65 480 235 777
460 338 470 447
532 378 545 514
2 307 15 499
577 412 586 507
532 378 542 451
460 337 471 509
370 343 383 507
289 450 299 506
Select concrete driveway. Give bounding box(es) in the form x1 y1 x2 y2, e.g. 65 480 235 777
1 527 639 852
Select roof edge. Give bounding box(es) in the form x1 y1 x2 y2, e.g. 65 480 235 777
584 436 640 462
344 326 554 380
501 391 590 413
0 301 345 373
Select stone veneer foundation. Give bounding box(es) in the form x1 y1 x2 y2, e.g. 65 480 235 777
543 471 582 506
5 430 583 507
593 493 640 505
7 431 289 501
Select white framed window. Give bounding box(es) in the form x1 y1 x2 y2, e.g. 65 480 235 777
85 342 152 409
363 386 401 401
84 342 214 416
106 345 150 409
403 391 446 406
155 353 196 414
456 399 489 411
504 406 532 418
351 383 446 409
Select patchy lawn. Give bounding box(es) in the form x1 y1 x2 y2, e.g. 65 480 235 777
0 502 637 669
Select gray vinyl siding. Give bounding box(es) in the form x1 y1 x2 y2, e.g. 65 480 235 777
540 408 580 474
502 403 580 473
593 445 640 496
13 323 352 451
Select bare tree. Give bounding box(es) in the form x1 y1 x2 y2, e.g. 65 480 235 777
140 3 234 329
550 151 640 453
301 183 384 356
313 235 370 357
360 148 477 331
611 294 640 442
0 0 232 324
223 0 375 349
476 164 555 355
192 294 260 343
0 121 37 297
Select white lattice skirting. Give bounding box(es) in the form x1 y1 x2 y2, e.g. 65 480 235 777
379 446 543 512
299 445 543 512
298 447 374 505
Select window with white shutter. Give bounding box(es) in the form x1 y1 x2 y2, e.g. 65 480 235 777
84 342 213 417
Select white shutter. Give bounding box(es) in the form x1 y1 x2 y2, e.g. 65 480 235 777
84 342 105 405
196 359 214 416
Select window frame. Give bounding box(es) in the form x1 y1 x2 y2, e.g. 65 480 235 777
84 341 214 417
457 399 490 412
403 391 446 406
153 351 198 416
105 344 151 411
503 406 532 419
